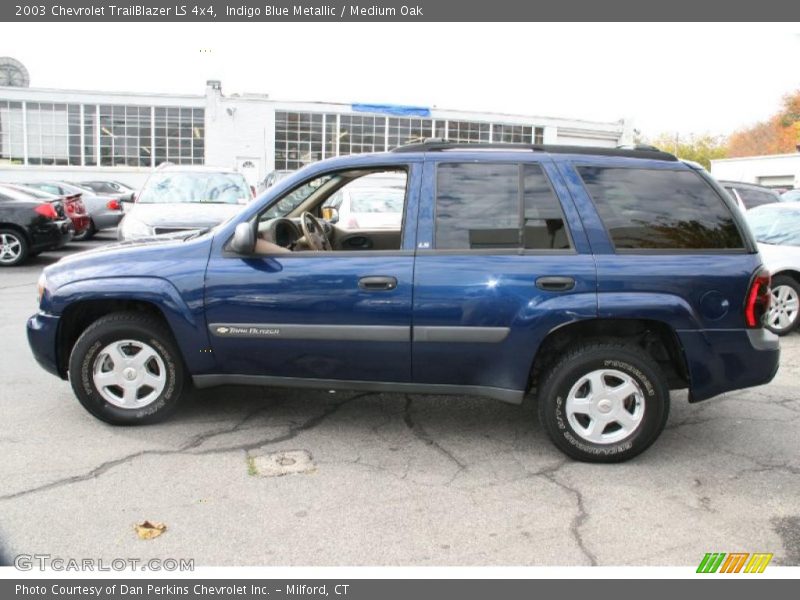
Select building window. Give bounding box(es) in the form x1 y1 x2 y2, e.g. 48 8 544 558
152 106 204 167
274 111 331 171
534 126 545 145
25 102 80 166
492 123 533 144
0 100 24 165
83 105 96 166
445 120 491 144
387 117 433 149
338 114 386 155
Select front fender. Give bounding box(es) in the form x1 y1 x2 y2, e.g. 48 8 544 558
46 276 215 374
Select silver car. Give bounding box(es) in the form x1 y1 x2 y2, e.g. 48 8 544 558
118 166 252 241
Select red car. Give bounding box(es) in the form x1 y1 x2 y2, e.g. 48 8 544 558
6 184 90 236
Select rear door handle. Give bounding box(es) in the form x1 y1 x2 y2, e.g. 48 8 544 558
536 276 575 292
358 276 398 291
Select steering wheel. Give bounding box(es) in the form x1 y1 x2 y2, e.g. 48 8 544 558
299 211 331 251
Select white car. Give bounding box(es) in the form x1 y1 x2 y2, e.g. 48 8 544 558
118 166 252 241
322 173 406 231
745 202 800 335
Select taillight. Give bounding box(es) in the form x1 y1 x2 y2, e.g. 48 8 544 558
107 199 121 210
34 204 58 219
65 202 75 214
745 268 771 328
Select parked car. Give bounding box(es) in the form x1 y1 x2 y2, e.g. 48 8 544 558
780 189 800 202
323 186 405 230
6 184 90 237
117 166 252 241
72 180 136 203
745 202 800 335
27 142 779 463
720 180 781 211
258 169 293 193
0 184 72 266
22 181 123 241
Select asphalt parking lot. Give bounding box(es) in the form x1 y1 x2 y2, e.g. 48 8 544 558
1 233 799 567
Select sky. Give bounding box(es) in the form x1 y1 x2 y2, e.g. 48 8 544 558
2 22 799 138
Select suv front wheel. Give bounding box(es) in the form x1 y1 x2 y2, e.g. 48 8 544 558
68 312 185 424
537 342 670 463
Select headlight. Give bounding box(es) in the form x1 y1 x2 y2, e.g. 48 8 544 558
120 216 153 240
37 272 47 305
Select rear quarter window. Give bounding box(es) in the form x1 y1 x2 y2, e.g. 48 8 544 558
577 166 745 250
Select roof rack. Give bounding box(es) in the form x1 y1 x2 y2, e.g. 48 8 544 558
391 139 678 161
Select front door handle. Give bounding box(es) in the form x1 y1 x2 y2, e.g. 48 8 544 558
358 276 398 291
536 276 575 292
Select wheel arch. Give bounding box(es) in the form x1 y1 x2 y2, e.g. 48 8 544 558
529 317 690 395
0 222 31 244
50 277 213 378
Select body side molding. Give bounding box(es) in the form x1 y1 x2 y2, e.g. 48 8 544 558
192 374 524 404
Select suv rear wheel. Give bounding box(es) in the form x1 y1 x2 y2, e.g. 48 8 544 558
537 341 670 463
68 312 184 424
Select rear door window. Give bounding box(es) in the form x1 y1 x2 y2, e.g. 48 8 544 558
577 167 744 250
435 162 571 250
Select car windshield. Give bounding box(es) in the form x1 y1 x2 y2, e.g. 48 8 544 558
349 189 405 213
781 189 800 202
263 174 336 218
746 205 800 246
138 172 250 204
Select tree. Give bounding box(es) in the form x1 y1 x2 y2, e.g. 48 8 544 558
645 133 728 170
728 90 800 157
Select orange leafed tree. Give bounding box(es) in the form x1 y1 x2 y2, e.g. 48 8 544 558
728 90 800 157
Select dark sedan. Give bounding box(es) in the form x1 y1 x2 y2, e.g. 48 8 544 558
0 185 73 266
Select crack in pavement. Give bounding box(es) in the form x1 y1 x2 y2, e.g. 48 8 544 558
403 395 467 472
0 393 368 502
535 461 598 566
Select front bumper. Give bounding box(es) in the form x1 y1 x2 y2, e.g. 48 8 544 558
26 312 62 378
678 328 780 402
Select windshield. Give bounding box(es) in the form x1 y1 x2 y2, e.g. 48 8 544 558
138 172 250 204
746 205 800 246
263 174 336 218
781 189 800 202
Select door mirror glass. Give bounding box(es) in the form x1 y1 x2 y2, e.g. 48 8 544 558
321 206 339 223
230 222 255 254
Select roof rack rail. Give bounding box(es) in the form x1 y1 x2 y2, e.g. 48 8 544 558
391 139 678 161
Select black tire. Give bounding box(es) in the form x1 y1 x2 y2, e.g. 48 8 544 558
766 275 800 336
0 228 29 267
68 312 185 425
537 341 670 463
73 220 96 241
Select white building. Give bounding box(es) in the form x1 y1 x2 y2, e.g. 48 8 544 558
1 80 635 188
711 153 800 189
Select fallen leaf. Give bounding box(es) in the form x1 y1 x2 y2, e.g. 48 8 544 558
135 520 166 540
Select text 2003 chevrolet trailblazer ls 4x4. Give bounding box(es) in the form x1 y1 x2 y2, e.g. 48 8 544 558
27 142 780 462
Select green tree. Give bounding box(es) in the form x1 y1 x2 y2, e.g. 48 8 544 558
645 133 728 170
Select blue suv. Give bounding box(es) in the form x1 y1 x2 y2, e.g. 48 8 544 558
27 142 780 462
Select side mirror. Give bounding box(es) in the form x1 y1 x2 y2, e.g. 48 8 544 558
230 222 255 254
321 207 339 223
121 193 135 203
